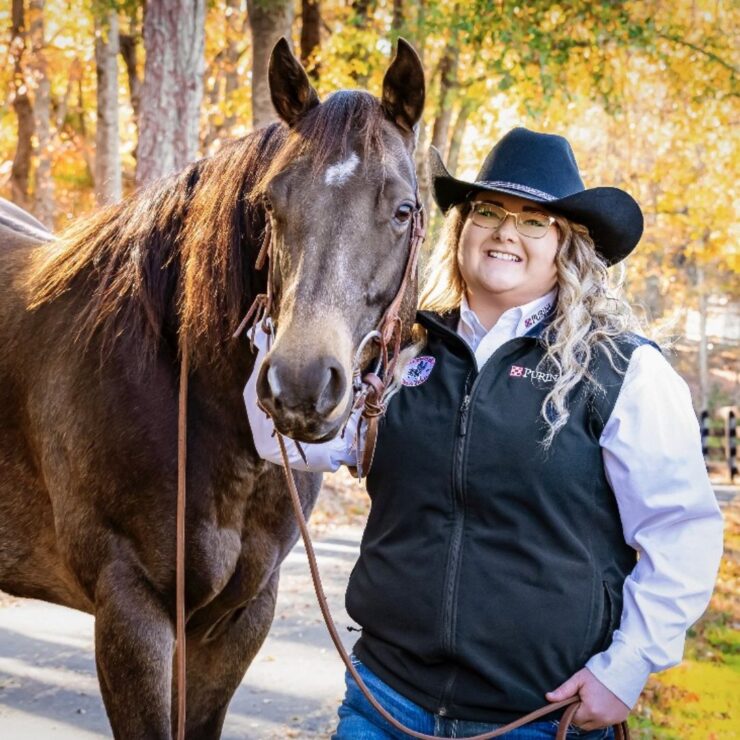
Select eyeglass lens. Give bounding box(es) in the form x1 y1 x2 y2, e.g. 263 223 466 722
471 202 551 238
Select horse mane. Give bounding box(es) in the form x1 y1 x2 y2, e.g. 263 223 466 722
26 91 389 369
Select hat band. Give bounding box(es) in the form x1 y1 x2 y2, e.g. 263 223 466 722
476 180 557 202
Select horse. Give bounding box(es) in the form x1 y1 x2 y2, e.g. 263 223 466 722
0 38 425 739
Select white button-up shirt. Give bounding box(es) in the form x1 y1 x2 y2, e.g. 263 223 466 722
244 295 723 710
457 289 559 368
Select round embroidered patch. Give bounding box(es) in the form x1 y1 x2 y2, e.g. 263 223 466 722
402 356 436 386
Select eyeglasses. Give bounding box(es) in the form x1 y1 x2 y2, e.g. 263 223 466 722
469 201 555 239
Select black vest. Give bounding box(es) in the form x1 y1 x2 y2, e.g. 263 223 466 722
347 309 653 723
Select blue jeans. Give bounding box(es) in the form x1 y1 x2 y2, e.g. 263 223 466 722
332 656 615 739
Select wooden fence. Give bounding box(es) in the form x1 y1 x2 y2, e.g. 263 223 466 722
701 406 737 483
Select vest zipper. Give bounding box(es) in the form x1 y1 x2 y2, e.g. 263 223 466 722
440 388 472 663
459 395 471 436
437 665 459 717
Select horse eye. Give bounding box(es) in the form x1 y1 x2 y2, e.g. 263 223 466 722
394 204 413 223
263 197 274 213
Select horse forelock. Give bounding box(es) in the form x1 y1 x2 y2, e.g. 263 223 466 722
250 90 390 200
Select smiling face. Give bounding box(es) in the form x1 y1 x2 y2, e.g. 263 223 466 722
457 191 560 325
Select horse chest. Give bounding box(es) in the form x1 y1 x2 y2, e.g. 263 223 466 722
185 521 287 636
186 485 290 611
187 464 318 621
186 523 243 606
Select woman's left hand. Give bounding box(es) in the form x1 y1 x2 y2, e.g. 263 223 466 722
545 667 630 730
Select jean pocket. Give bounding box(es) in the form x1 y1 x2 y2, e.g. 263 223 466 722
549 720 612 738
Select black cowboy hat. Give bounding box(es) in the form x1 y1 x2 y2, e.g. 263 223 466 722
429 127 643 265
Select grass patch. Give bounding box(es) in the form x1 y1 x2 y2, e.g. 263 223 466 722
630 496 739 738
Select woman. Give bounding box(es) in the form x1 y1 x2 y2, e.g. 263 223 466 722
244 128 723 739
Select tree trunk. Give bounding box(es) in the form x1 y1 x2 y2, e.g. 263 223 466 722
136 0 205 186
95 9 122 204
392 0 404 31
247 0 294 130
119 6 142 136
446 97 472 174
29 0 54 226
55 57 82 132
301 0 321 78
174 0 205 170
348 0 375 87
430 40 459 156
413 0 430 217
10 0 34 210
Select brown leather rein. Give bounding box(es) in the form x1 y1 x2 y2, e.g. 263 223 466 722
174 207 630 739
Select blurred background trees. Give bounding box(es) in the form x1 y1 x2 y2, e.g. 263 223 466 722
0 3 737 732
0 0 737 410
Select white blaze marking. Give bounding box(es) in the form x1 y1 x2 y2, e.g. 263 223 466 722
324 152 360 186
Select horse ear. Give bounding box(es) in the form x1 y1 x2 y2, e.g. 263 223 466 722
268 37 320 127
381 38 425 134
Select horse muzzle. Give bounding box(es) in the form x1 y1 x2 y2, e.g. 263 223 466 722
256 352 350 442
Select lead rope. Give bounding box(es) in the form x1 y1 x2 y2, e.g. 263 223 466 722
176 339 189 740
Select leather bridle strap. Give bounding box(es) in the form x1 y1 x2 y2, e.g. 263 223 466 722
376 207 425 347
347 206 426 479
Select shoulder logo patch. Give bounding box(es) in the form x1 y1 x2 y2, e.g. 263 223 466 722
402 356 436 386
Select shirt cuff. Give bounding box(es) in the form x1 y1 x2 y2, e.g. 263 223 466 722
585 635 653 709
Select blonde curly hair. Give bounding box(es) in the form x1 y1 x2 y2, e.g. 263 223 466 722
406 202 648 448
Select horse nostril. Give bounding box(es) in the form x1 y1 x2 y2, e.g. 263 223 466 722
259 354 346 420
316 361 346 416
256 361 280 415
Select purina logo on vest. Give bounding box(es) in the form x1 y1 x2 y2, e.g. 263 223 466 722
402 356 436 386
509 365 560 383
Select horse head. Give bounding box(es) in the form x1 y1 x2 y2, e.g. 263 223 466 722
254 38 425 443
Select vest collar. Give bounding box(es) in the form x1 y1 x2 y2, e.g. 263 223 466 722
417 300 558 342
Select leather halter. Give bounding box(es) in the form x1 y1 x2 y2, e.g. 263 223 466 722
232 201 427 479
348 205 426 479
174 203 631 739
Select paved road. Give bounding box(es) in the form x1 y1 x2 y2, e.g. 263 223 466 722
0 525 363 739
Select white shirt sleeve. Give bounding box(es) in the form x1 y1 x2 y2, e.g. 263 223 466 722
585 344 724 708
243 326 362 473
